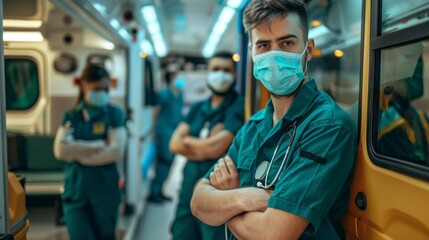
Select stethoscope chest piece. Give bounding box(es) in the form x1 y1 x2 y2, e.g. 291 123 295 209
255 161 269 180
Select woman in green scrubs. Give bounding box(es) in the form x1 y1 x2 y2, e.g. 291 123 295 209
54 64 126 240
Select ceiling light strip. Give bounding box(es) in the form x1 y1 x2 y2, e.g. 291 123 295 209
3 20 43 28
202 0 244 58
3 31 44 42
141 5 168 57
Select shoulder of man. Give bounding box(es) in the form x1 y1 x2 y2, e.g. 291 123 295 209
248 108 266 122
310 92 357 134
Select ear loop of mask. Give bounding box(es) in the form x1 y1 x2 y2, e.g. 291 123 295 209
302 42 309 75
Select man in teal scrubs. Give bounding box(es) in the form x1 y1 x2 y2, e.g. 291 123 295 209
191 1 357 239
169 51 244 240
148 73 185 203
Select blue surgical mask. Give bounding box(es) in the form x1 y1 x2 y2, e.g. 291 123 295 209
253 45 307 96
207 71 234 93
174 77 186 90
87 90 109 107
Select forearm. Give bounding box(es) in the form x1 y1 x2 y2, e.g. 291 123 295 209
191 179 248 226
169 123 193 155
77 128 126 166
228 212 265 240
183 131 234 160
227 209 308 240
54 127 105 161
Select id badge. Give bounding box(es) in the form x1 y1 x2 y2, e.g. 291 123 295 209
93 122 106 135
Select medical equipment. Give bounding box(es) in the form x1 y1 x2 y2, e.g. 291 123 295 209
256 121 297 189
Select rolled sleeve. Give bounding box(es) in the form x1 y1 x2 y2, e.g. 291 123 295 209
109 106 126 128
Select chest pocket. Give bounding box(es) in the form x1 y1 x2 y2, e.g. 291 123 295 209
236 154 254 187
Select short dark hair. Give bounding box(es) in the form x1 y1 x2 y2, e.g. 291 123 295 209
243 0 308 42
211 51 234 61
80 64 110 83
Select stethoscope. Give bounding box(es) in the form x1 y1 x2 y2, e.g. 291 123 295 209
223 122 298 240
255 121 297 189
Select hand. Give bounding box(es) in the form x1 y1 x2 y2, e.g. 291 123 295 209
240 187 273 212
62 121 75 142
210 156 240 190
209 123 224 137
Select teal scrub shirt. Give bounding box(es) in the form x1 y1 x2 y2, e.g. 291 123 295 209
61 102 125 240
155 88 183 161
207 79 357 240
172 90 245 240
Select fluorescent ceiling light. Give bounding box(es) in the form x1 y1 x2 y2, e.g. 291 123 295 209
202 6 236 58
3 19 42 28
202 44 217 58
141 5 168 57
227 0 244 9
110 19 120 29
93 3 107 17
100 40 115 50
309 25 330 39
148 22 161 33
142 6 157 23
119 28 130 40
3 31 43 42
218 7 235 24
141 40 154 55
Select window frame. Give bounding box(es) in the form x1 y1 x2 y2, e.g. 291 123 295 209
367 0 429 181
4 56 40 111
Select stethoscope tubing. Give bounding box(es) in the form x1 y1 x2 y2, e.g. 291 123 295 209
258 121 297 189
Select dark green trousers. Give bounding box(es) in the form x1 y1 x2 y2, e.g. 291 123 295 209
171 161 224 240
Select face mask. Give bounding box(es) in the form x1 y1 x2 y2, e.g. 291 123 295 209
174 77 186 90
87 90 109 107
207 71 234 93
253 45 307 96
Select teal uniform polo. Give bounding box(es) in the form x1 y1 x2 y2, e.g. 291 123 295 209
151 88 183 198
172 91 244 240
61 102 125 240
207 80 357 239
155 88 183 161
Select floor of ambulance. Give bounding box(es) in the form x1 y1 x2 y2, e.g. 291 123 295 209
26 156 186 240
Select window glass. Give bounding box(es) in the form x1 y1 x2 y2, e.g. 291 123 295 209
376 40 429 166
308 0 362 113
5 58 39 110
382 0 429 34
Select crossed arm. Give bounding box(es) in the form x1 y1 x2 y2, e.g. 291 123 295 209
169 122 235 160
54 123 126 166
190 156 309 240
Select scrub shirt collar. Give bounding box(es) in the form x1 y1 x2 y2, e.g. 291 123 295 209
251 78 319 123
76 101 108 122
283 78 319 122
251 78 319 140
201 90 238 118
